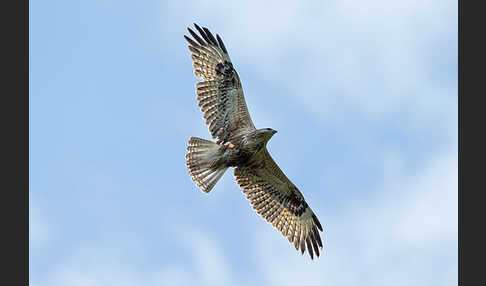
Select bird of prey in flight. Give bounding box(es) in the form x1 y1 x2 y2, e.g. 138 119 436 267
184 23 323 259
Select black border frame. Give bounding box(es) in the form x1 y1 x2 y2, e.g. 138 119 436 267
8 0 474 284
3 0 28 284
459 0 483 285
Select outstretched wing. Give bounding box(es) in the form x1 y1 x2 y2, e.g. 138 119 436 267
184 24 255 143
234 149 324 259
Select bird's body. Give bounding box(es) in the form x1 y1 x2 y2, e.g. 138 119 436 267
220 128 276 167
184 24 324 259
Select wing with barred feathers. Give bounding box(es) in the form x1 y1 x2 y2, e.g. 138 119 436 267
184 24 256 143
233 148 324 259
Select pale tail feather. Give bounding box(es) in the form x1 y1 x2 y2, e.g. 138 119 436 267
185 137 228 193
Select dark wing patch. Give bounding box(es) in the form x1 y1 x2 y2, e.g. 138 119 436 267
184 24 255 143
234 149 324 259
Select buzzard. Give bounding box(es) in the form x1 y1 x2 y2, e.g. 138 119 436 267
184 24 323 259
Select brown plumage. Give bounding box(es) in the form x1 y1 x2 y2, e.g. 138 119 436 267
184 23 324 259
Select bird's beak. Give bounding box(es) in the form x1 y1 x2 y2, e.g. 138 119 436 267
272 130 278 134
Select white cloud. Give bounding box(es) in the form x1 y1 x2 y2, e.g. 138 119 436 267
30 148 457 286
31 229 237 286
388 151 457 245
249 148 457 286
175 229 232 286
169 0 456 125
152 267 193 286
31 1 457 285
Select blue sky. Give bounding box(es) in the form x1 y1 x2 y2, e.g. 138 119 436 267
30 0 457 285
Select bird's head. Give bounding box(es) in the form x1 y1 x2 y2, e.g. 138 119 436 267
259 128 278 141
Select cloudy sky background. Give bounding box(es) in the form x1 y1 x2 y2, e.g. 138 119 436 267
30 0 457 285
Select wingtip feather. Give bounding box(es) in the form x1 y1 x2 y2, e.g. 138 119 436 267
187 27 206 46
202 27 218 45
312 214 323 232
216 34 228 54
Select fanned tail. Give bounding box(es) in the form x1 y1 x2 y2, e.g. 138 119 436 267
185 137 228 193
